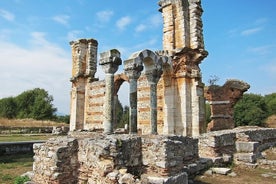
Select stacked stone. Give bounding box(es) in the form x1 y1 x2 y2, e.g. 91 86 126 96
70 39 98 131
204 79 250 131
189 0 204 49
234 127 276 164
32 137 79 184
85 80 105 130
159 0 176 51
199 127 276 166
199 131 236 165
77 134 142 183
141 135 198 180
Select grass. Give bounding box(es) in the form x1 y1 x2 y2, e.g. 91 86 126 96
0 134 57 142
0 118 68 127
0 154 33 184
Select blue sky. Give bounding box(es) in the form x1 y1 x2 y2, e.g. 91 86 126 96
0 0 275 114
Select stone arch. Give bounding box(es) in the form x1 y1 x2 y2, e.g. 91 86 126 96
127 49 161 72
114 73 129 95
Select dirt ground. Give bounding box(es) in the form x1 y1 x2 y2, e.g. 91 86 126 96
194 165 276 184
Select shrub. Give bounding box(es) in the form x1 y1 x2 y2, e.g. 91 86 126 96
14 176 30 184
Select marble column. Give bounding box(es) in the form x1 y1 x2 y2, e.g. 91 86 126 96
124 60 143 134
100 49 122 134
146 69 163 134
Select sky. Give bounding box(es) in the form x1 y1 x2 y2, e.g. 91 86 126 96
0 0 275 114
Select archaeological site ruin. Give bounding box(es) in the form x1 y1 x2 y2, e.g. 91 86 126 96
30 0 276 184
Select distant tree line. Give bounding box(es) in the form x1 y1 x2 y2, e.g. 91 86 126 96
114 100 129 129
206 93 276 127
0 88 69 123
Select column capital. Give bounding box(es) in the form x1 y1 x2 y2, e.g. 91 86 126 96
124 59 143 80
100 49 122 74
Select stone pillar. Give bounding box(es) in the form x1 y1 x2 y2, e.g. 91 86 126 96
69 39 98 131
204 80 250 131
100 49 122 134
145 69 163 134
124 60 143 134
159 0 205 52
113 94 118 129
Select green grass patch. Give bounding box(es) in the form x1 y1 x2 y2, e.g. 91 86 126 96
0 134 57 142
0 154 33 184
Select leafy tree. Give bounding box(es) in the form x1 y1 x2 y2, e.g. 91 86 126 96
234 93 268 127
14 88 57 120
114 99 123 128
0 97 17 119
55 115 70 124
205 102 211 123
264 93 276 116
117 106 129 128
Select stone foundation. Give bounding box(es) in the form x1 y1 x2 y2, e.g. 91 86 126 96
199 127 276 166
31 133 200 184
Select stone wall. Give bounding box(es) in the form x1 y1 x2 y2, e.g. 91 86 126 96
199 127 276 165
204 80 250 131
31 133 199 184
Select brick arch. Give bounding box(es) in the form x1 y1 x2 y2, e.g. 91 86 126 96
114 73 129 95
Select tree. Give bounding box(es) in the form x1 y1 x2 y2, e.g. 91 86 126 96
207 75 220 86
205 102 211 123
0 97 17 119
117 106 129 128
264 93 276 116
234 93 268 127
14 88 57 120
114 99 123 128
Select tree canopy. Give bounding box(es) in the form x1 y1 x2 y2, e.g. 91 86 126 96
234 93 275 127
0 88 57 120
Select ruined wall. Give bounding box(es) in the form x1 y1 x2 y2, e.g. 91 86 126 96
69 0 208 137
32 133 200 184
204 80 250 131
199 127 276 165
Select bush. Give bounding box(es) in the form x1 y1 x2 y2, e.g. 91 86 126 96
14 176 30 184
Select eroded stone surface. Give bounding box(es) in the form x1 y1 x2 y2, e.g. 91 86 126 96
204 79 250 131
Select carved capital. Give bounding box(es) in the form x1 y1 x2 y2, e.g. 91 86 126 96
100 49 122 74
172 48 208 75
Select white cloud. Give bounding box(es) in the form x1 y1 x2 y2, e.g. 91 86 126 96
135 24 146 32
96 10 114 22
241 27 262 36
0 9 15 21
247 45 273 55
52 15 70 26
0 34 71 113
135 14 162 33
116 16 131 30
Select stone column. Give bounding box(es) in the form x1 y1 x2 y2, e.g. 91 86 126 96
124 60 143 134
100 49 122 134
146 69 163 135
69 39 98 131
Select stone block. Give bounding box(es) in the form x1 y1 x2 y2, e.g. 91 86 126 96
211 167 231 175
236 141 259 153
146 172 188 184
234 153 257 163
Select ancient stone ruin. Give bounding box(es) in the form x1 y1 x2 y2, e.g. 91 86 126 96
69 0 207 137
204 80 250 131
29 0 276 184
